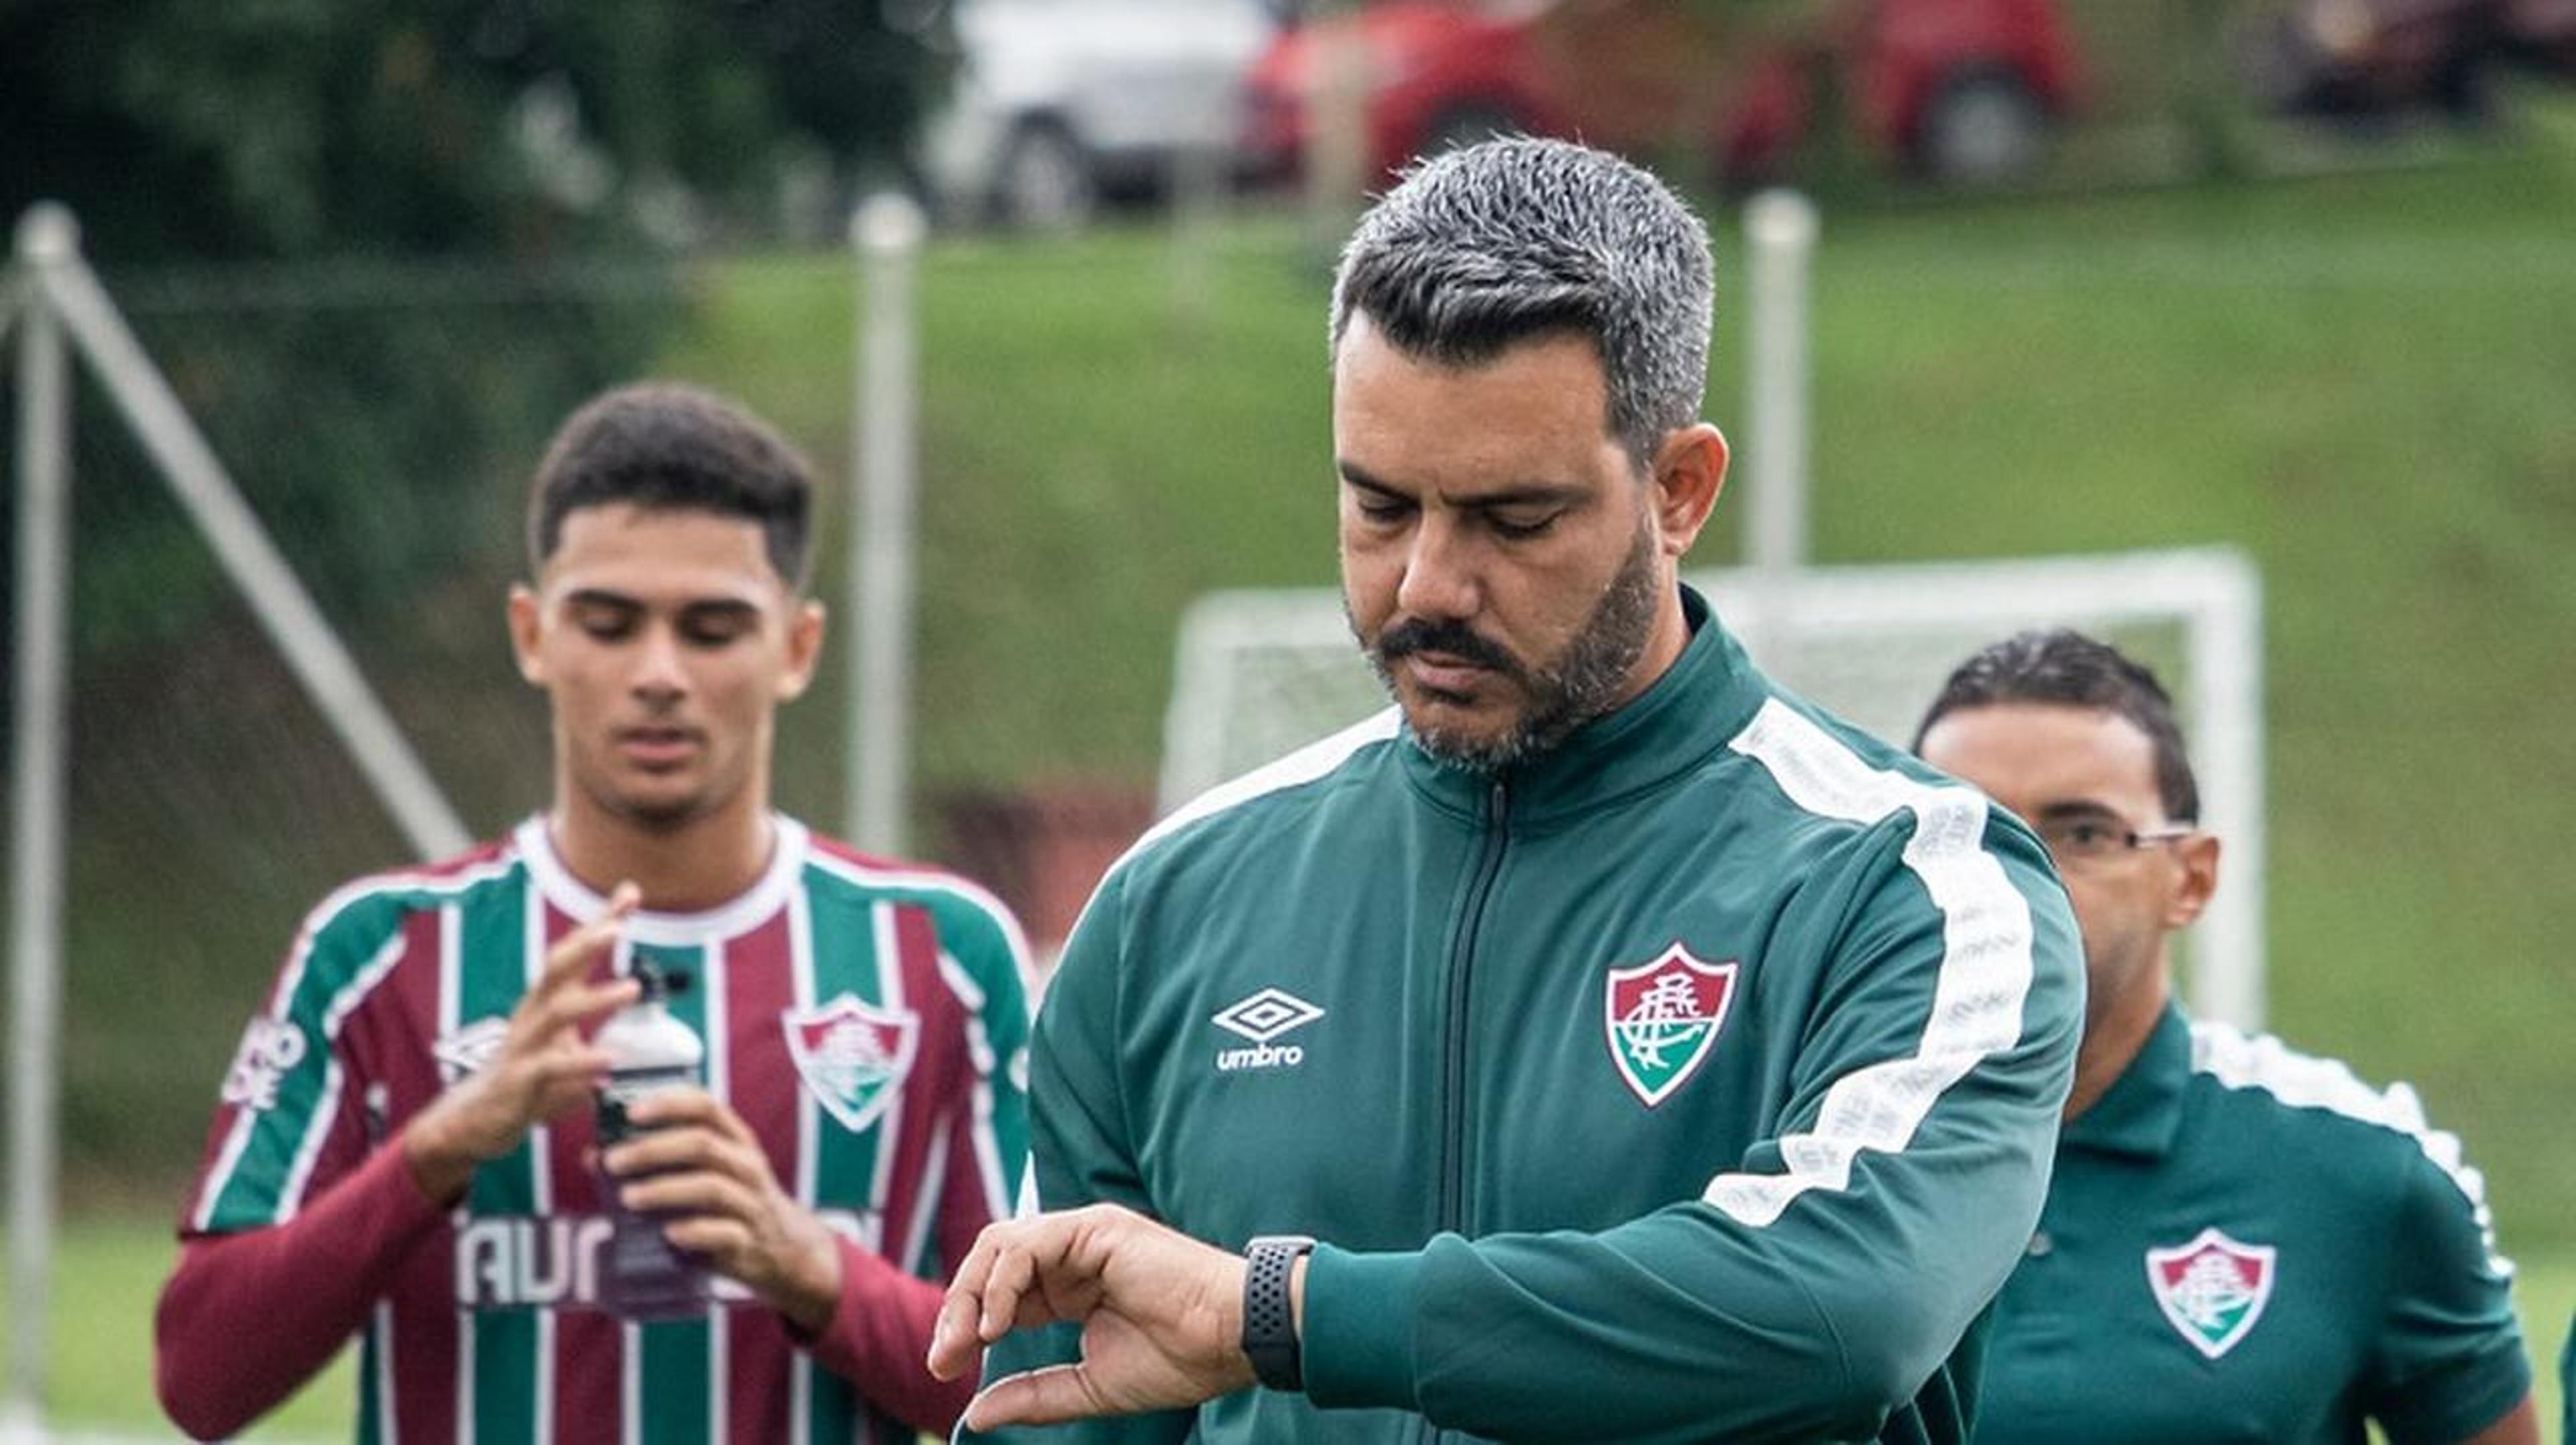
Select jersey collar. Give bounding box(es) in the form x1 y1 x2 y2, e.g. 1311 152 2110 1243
1396 584 1770 828
2060 1001 2192 1161
515 812 809 946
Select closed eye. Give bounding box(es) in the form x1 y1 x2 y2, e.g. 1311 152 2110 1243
568 597 641 641
1485 509 1562 540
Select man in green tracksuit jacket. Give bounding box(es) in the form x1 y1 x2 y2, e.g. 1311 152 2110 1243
928 137 2084 1444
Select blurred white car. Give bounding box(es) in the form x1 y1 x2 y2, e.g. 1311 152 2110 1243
922 0 1282 228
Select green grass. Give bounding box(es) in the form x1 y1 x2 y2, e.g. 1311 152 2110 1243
5 1216 2566 1438
0 1217 353 1440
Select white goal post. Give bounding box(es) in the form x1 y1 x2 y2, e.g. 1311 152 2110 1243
1159 546 2263 1028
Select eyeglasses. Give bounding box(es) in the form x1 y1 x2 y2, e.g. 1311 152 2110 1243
2035 816 2196 867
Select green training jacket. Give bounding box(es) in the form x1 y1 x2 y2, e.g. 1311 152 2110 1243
967 588 2084 1444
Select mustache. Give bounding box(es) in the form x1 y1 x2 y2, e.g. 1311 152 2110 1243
1375 617 1521 677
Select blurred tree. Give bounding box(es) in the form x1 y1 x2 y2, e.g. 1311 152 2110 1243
0 0 947 651
0 3 953 1188
0 0 943 262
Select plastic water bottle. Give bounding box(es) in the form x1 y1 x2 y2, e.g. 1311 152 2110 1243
594 957 710 1319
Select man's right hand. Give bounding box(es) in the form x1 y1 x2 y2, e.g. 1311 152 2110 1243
400 882 642 1204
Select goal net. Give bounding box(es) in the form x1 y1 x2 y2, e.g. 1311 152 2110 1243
1159 547 2264 1027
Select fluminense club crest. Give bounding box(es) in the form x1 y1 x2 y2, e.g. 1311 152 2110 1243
1603 944 1738 1108
2145 1227 2276 1360
783 994 919 1133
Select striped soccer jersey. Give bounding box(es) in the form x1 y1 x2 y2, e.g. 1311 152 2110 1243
174 815 1030 1444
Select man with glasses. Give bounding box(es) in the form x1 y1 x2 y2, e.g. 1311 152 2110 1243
1914 629 2538 1445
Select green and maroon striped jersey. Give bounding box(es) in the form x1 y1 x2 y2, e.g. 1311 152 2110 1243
172 815 1030 1444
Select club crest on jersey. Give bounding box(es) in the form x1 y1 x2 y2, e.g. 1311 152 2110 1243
2146 1228 2276 1360
1603 945 1737 1108
784 995 919 1133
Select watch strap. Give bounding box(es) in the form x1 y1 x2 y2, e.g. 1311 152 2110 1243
1240 1234 1316 1392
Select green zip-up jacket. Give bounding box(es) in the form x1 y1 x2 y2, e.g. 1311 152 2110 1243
967 588 2083 1444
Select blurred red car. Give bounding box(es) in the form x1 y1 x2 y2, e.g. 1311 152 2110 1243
1242 0 2088 190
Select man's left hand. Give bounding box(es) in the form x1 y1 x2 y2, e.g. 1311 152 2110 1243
926 1203 1257 1429
602 1087 843 1330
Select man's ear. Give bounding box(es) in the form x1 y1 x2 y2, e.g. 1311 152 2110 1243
777 599 826 702
506 584 547 686
1650 423 1729 558
2165 832 2221 930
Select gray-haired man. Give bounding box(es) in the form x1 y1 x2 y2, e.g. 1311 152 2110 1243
930 138 2084 1444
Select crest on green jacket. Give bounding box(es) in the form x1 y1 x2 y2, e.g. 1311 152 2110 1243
2146 1227 2275 1360
1603 945 1737 1108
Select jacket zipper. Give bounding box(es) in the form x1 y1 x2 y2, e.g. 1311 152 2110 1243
1426 779 1511 1444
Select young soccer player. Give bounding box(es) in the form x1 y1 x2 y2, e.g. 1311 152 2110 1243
156 382 1031 1443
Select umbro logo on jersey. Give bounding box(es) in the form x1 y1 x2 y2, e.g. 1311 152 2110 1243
2146 1227 2275 1359
1604 944 1737 1108
219 1017 307 1111
784 994 919 1132
432 1016 508 1083
1212 987 1324 1071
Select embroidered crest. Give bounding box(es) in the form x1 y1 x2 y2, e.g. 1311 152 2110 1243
1603 945 1738 1108
2146 1227 2276 1359
784 994 920 1132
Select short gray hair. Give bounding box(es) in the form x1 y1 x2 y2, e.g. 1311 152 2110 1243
1329 136 1714 470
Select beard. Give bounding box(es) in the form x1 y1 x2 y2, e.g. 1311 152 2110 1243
1355 520 1664 773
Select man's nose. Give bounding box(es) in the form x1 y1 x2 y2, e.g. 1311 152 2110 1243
629 623 689 700
1395 516 1480 622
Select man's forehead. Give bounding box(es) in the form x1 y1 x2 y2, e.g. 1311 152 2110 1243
541 503 787 596
1923 703 2161 799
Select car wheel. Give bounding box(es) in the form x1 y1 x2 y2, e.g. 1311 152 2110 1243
994 123 1096 231
1917 69 2049 185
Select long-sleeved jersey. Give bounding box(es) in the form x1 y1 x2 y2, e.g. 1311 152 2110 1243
967 588 2084 1444
1974 1005 2530 1445
158 814 1030 1444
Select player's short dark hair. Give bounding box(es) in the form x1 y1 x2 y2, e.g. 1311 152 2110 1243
1913 629 2202 824
1329 136 1713 472
527 381 814 588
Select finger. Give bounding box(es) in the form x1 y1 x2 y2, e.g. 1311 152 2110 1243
621 1085 723 1130
979 1237 1044 1342
517 975 638 1044
616 1171 759 1224
534 886 639 992
963 1363 1113 1430
932 1228 1010 1379
604 1121 764 1182
659 1216 751 1267
528 1036 616 1083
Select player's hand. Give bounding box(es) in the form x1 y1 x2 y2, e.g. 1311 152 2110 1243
402 882 642 1203
927 1204 1256 1428
602 1087 845 1332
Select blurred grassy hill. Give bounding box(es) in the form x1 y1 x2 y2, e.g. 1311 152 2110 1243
667 103 2576 1257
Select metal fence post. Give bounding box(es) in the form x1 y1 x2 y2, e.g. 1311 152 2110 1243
849 192 926 855
1739 189 1819 655
5 200 77 1445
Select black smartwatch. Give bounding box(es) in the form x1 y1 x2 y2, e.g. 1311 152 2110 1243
1240 1234 1317 1392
